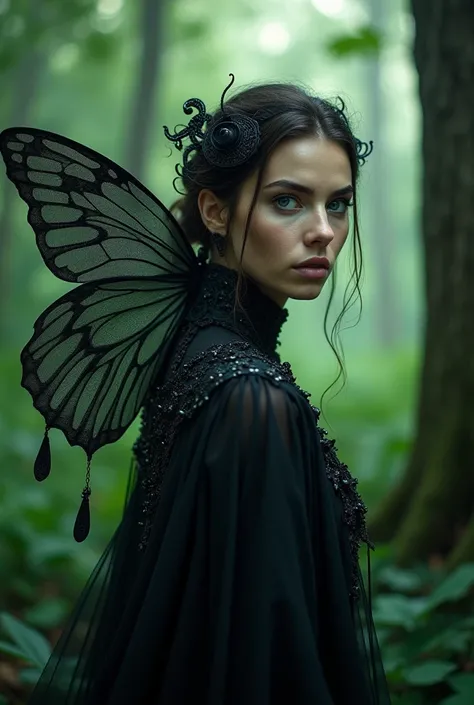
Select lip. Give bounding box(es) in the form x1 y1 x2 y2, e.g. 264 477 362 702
293 267 329 280
294 257 330 269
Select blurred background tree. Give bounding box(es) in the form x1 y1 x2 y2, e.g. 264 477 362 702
1 0 473 703
370 0 474 572
124 0 168 178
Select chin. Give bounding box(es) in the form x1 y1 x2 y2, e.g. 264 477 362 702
261 278 324 306
292 292 323 301
287 283 325 301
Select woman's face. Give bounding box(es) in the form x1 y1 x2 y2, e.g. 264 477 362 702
210 136 353 307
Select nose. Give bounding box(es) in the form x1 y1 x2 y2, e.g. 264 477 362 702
304 210 335 247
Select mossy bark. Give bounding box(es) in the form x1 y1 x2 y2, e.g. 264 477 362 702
369 0 474 566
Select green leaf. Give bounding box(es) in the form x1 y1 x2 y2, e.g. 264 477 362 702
421 627 471 655
426 564 474 610
379 565 425 593
0 639 26 660
447 673 474 694
0 613 51 669
327 25 382 58
372 594 429 630
402 660 457 686
0 695 8 705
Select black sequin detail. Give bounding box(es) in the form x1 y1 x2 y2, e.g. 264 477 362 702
133 340 304 551
132 262 372 602
312 405 375 601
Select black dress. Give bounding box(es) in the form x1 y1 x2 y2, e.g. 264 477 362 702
28 262 391 704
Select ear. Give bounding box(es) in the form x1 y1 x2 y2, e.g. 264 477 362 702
197 189 228 234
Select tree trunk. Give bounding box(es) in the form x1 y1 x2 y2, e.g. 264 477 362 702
124 0 167 181
369 0 474 568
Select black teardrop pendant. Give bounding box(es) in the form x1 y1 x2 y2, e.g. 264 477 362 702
73 487 91 542
34 427 51 481
73 456 92 542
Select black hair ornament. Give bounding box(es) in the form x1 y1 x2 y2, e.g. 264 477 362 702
164 74 261 172
332 97 374 166
355 139 374 166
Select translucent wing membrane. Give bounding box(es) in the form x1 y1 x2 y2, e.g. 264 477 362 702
21 277 192 454
0 128 195 283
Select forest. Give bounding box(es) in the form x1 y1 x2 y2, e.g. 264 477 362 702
0 0 473 703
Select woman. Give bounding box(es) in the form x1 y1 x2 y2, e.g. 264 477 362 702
0 77 390 703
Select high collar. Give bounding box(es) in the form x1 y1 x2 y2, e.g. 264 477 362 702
186 262 289 358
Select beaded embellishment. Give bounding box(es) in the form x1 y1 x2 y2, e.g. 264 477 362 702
311 406 374 601
133 339 302 551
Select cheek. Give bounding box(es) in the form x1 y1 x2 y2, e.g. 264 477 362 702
332 221 350 254
246 208 279 252
249 207 297 250
249 216 291 258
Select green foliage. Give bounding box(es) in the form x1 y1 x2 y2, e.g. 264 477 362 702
0 614 51 670
443 675 474 704
82 31 118 63
327 25 383 58
427 565 474 610
0 612 51 692
0 0 122 73
371 560 474 702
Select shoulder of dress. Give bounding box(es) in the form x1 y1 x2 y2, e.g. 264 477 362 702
146 339 311 421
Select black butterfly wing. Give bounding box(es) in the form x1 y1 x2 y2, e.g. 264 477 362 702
22 276 193 456
0 127 202 455
0 127 195 282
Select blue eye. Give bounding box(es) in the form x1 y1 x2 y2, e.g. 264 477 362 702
274 195 300 211
327 198 353 214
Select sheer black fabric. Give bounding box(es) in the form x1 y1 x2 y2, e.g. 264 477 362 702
28 263 390 704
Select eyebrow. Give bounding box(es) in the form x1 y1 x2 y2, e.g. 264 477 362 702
263 179 354 198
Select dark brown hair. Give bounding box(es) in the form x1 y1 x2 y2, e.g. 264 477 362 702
171 82 364 416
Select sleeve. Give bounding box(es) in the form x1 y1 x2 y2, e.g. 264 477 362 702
196 375 335 704
124 373 337 705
